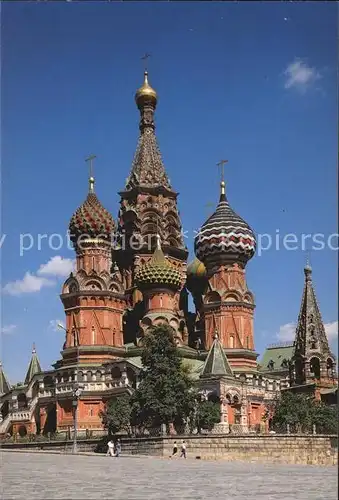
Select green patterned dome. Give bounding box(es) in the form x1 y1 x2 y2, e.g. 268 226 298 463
135 239 182 290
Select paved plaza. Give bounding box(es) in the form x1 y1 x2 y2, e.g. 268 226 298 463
1 451 337 500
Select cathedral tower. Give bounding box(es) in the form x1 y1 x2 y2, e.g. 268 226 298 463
135 235 187 344
291 263 336 387
114 70 188 343
60 165 126 366
193 171 257 369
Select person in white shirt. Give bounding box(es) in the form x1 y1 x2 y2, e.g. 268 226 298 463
180 440 187 459
107 440 114 457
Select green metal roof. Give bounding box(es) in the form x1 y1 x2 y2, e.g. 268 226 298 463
201 336 233 378
24 345 42 385
259 343 294 372
125 357 143 369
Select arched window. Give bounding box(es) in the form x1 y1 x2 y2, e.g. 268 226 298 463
327 358 334 377
310 357 321 379
111 367 121 379
18 425 27 437
246 336 250 349
17 393 27 410
281 359 289 369
229 335 234 348
233 394 240 405
43 376 54 388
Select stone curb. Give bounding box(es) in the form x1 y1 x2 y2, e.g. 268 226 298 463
0 449 154 458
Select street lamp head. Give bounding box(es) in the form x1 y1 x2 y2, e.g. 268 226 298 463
57 323 67 332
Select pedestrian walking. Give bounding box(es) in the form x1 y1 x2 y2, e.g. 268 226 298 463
180 440 187 459
106 439 114 457
115 438 121 457
170 440 178 458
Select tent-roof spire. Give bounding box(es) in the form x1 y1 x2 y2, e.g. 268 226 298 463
24 343 42 385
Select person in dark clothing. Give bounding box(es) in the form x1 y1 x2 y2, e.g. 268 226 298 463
170 441 178 458
115 439 121 457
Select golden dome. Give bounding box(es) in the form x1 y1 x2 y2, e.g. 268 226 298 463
135 71 157 107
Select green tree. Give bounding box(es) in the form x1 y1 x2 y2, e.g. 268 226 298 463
100 394 132 436
131 324 195 432
195 400 221 433
270 391 338 434
311 401 338 434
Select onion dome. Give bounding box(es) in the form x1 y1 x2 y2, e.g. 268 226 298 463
135 71 157 108
69 176 115 247
186 257 208 294
135 235 181 290
187 257 207 278
194 180 256 267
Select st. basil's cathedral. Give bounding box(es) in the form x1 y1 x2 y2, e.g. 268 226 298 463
0 71 337 438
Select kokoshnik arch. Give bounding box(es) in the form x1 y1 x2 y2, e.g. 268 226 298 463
0 70 337 438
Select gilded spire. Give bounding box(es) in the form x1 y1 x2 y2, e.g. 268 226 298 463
124 68 171 191
135 71 158 108
135 54 157 109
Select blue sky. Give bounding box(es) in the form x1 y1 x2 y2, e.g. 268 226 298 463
1 2 337 382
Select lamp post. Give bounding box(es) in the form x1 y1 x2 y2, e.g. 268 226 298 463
72 384 84 454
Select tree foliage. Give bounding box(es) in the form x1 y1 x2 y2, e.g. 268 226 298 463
194 400 221 432
100 394 132 435
130 324 196 430
270 391 338 434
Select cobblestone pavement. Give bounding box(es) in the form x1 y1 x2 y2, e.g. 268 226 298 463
1 451 337 500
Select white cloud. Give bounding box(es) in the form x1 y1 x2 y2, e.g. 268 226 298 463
324 321 338 341
38 256 75 277
3 272 54 296
49 319 65 332
284 59 321 91
276 322 296 342
1 324 17 335
3 256 74 296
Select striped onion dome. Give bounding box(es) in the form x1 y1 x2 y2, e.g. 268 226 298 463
69 179 115 247
187 257 207 278
135 236 181 290
194 181 256 267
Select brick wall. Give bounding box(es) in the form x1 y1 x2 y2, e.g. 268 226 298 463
1 435 337 466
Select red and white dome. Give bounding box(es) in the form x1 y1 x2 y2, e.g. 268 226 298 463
194 182 256 267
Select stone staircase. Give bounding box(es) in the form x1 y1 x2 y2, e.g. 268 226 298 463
0 395 39 436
